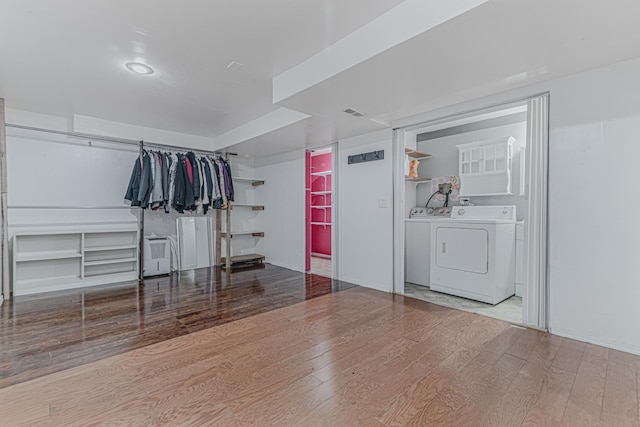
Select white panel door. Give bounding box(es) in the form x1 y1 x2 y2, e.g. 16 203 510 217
435 227 488 273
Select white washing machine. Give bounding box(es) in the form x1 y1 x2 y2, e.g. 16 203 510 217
430 206 516 304
405 207 452 286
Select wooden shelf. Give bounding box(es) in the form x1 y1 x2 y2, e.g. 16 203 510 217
311 171 332 176
84 244 137 252
233 177 265 186
311 191 332 195
405 176 432 183
84 257 137 267
311 205 331 209
15 250 82 262
221 253 265 268
15 275 82 289
220 231 264 238
405 148 432 159
311 222 332 226
231 204 264 211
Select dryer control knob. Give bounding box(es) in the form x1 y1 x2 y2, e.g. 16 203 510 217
458 209 465 215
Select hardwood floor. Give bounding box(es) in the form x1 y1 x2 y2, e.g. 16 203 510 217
1 276 639 426
0 264 355 388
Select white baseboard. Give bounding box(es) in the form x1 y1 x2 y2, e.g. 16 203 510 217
265 259 305 274
0 294 4 307
550 327 640 356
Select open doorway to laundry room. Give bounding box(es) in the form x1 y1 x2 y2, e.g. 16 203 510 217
395 95 549 329
305 146 333 278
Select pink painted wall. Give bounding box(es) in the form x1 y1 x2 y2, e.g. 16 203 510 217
310 152 332 257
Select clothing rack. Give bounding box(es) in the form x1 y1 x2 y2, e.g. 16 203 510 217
4 123 238 280
136 142 236 279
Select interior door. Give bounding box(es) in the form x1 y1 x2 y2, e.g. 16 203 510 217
435 226 488 273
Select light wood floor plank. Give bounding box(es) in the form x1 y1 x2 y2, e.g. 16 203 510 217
1 284 640 426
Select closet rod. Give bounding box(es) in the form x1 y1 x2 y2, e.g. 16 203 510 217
5 123 140 147
7 205 139 210
5 123 237 156
142 142 236 157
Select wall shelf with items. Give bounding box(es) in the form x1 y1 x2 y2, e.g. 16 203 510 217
405 148 432 159
405 176 432 183
217 170 266 270
12 228 139 296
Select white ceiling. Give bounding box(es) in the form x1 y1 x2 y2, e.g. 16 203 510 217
277 0 640 135
0 0 404 137
2 0 640 161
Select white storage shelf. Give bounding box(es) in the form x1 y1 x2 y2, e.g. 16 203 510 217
12 229 139 296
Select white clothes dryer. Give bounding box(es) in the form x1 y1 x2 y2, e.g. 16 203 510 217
430 206 516 304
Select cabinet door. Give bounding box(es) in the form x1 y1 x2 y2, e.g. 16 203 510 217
460 147 482 176
494 142 508 172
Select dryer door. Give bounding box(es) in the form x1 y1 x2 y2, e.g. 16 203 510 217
435 227 488 274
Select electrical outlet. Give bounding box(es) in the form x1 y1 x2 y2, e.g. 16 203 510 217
378 199 387 208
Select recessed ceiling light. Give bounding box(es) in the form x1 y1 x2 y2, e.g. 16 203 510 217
227 61 244 71
125 62 154 75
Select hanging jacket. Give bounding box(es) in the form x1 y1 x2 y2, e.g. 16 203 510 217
137 151 153 209
161 152 170 210
151 151 164 209
222 158 234 202
167 153 178 213
124 157 142 206
186 152 200 201
172 153 186 213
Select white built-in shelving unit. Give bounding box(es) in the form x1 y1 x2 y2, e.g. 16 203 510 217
12 228 139 296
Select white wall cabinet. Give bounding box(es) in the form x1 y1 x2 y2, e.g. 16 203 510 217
12 228 139 296
457 136 515 196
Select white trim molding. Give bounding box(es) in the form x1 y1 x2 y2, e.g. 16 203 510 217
523 93 550 329
392 129 406 294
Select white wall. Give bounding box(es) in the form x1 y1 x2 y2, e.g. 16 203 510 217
254 151 305 271
395 56 640 355
337 129 393 292
415 121 528 221
545 59 640 355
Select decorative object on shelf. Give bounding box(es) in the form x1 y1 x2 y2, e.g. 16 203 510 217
348 150 384 165
408 159 420 178
429 176 460 203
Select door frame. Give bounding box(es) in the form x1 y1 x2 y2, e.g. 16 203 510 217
392 93 550 330
305 143 339 279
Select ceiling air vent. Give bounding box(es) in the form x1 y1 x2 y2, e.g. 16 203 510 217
344 108 365 118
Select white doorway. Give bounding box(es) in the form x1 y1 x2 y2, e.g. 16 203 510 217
393 94 549 329
306 146 334 278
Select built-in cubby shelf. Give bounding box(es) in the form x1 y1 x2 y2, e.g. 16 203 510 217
15 250 82 262
12 228 139 296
